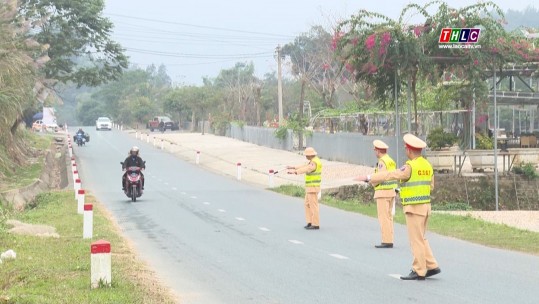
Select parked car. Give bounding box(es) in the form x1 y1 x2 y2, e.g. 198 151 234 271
95 117 112 131
32 120 58 132
147 116 179 131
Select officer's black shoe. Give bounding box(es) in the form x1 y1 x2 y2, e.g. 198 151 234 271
426 267 441 278
400 270 425 280
305 225 319 230
304 223 312 229
375 243 393 248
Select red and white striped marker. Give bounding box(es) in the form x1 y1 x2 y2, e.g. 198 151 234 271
153 137 156 146
77 189 85 214
268 169 275 188
236 162 242 180
74 179 81 199
71 156 75 165
72 163 77 175
90 240 111 288
68 145 72 157
73 170 79 181
83 203 93 239
196 151 200 164
146 134 149 143
160 139 164 150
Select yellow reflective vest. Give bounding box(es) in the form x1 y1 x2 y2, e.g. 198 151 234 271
374 154 398 191
399 156 433 205
305 157 322 187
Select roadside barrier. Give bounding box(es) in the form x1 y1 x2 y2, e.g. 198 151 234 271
268 169 274 188
77 189 85 214
91 240 111 288
74 178 81 199
83 203 93 239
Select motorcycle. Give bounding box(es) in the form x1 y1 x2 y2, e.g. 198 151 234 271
75 133 86 146
121 161 145 202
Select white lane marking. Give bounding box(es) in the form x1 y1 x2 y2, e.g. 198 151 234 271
190 196 197 199
180 192 187 195
164 182 169 185
288 240 304 245
235 217 245 221
158 179 163 182
258 227 270 232
329 254 349 260
203 202 210 205
389 274 402 280
172 187 177 190
218 209 226 212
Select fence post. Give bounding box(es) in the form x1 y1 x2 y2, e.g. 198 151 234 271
90 240 111 288
237 163 242 180
83 203 93 239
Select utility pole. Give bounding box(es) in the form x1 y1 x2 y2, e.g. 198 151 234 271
276 45 284 126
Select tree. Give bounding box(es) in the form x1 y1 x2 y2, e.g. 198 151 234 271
334 1 539 135
17 0 128 87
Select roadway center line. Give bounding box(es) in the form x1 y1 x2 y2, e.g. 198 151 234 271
288 240 304 245
218 209 226 212
190 196 197 199
329 254 349 260
235 217 245 221
164 182 169 185
180 192 187 195
172 187 177 190
388 274 402 280
258 227 270 232
202 202 210 205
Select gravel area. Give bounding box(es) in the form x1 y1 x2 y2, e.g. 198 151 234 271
435 211 539 232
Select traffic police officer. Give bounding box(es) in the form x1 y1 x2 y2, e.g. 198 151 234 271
287 147 322 230
356 139 398 248
357 134 441 280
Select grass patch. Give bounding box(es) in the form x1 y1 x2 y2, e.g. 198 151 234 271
270 184 305 197
272 184 539 256
0 132 51 192
0 191 176 304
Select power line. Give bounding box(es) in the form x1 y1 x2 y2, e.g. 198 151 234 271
124 47 273 59
105 13 295 39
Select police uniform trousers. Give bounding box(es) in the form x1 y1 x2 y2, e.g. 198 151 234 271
376 197 394 243
404 203 438 276
304 188 320 226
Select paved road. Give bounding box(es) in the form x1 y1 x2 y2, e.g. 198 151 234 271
72 127 539 304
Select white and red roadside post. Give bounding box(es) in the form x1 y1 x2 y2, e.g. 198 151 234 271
196 151 200 164
72 163 77 178
135 131 138 139
77 189 85 214
68 143 72 157
71 156 75 165
153 136 156 146
268 169 274 188
236 162 242 180
83 203 93 239
146 133 149 143
74 178 81 199
90 240 111 288
160 139 164 150
73 170 79 182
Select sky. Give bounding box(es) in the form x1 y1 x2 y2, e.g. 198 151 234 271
103 0 537 85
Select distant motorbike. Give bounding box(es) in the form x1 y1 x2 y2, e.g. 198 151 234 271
75 133 86 146
121 161 145 202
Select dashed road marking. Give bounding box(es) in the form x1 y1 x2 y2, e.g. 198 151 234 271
203 202 210 205
389 274 402 280
218 209 226 212
190 196 197 199
235 217 245 221
258 227 270 232
164 182 169 185
288 240 304 245
172 187 177 190
329 254 349 260
180 192 187 195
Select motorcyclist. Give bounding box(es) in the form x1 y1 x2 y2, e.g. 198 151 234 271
74 128 86 143
122 146 145 190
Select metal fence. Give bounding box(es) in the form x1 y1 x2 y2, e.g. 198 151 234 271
226 124 294 151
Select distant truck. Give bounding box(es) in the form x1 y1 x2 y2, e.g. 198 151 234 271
146 116 179 132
